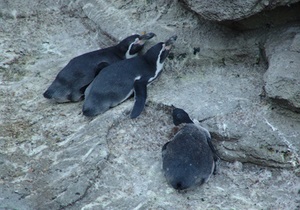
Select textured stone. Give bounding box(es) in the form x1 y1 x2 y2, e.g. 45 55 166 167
263 27 300 111
179 0 300 21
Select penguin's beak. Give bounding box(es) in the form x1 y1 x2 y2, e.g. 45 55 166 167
136 32 156 45
165 35 177 50
140 32 156 41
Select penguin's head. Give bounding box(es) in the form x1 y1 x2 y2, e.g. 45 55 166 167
172 108 193 126
118 32 156 59
160 35 177 63
144 35 177 65
43 79 72 103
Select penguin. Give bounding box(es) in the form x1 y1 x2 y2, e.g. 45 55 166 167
82 35 177 118
162 108 219 191
43 32 156 103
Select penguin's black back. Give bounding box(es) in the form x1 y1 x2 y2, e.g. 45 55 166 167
92 41 167 83
143 42 164 65
84 57 153 109
89 48 161 90
57 47 121 82
82 41 169 117
162 124 215 190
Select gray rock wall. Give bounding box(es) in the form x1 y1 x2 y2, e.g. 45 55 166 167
264 27 300 111
180 0 300 21
1 0 300 209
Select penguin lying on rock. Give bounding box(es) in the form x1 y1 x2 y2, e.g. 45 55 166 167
43 32 155 103
162 108 219 191
82 35 177 118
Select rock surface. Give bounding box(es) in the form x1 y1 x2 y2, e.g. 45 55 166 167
179 0 300 21
1 0 300 209
263 27 300 111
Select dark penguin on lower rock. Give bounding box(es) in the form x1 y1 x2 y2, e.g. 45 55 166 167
162 108 219 191
43 32 155 103
82 35 177 118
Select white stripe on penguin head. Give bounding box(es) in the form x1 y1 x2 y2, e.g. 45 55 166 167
149 43 165 83
125 38 139 59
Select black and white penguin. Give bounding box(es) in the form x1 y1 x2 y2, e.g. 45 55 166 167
162 108 219 191
43 32 156 103
82 35 177 118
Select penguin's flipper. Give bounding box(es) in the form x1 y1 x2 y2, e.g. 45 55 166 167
162 141 170 159
207 137 220 174
95 62 109 75
130 79 148 119
79 62 109 95
162 141 170 152
207 137 220 160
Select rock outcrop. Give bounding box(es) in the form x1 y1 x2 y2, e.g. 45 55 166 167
179 0 300 21
263 27 300 111
180 0 300 30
